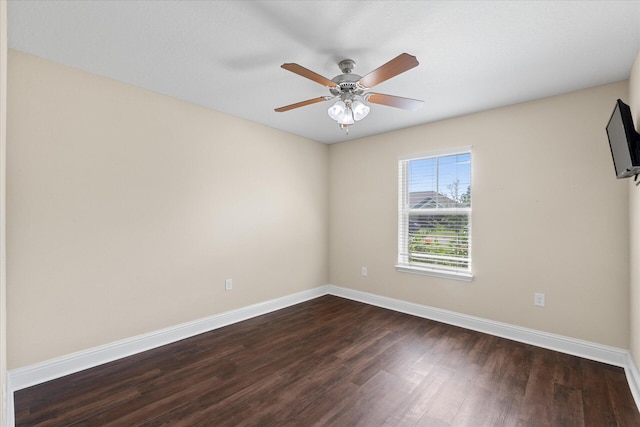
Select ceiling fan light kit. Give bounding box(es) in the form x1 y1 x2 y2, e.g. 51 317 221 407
275 53 424 134
327 98 370 128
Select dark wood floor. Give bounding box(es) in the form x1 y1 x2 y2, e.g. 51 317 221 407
14 295 640 426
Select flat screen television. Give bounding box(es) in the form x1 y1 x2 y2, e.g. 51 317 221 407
606 99 640 179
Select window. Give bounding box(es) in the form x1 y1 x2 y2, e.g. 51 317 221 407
397 148 472 281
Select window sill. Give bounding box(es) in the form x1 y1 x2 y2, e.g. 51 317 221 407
395 264 474 282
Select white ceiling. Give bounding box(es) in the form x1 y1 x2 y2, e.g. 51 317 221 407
7 0 640 144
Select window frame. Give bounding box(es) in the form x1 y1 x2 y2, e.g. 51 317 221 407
396 147 473 282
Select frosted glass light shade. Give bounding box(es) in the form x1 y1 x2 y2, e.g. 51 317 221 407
339 109 355 125
352 100 370 121
327 101 346 121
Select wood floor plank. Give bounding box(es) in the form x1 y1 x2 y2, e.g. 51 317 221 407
517 349 557 426
581 359 621 426
551 382 584 427
13 295 640 426
604 362 640 426
384 365 455 426
420 362 479 424
449 385 517 427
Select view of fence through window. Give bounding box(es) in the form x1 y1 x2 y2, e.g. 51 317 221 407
401 152 471 272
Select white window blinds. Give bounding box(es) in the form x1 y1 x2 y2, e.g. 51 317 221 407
398 150 472 278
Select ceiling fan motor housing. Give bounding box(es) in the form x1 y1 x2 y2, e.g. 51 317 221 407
330 67 364 98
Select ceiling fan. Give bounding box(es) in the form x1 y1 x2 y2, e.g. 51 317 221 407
275 53 424 133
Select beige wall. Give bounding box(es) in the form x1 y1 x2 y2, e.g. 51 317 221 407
1 1 7 425
6 47 634 373
7 50 329 369
629 49 640 367
329 81 630 348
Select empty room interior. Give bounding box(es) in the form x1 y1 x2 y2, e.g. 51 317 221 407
3 1 640 426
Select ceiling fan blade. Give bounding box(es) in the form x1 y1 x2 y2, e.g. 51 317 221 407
358 53 419 89
281 63 337 88
274 96 331 112
366 93 424 111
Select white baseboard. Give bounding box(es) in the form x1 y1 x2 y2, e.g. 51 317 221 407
6 284 639 425
4 382 10 427
327 285 640 412
626 353 640 409
326 285 629 367
8 285 329 393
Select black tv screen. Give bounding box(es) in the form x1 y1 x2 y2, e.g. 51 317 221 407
607 99 640 179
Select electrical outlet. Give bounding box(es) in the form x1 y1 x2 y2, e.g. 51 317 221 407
225 279 232 291
361 266 367 276
534 292 545 307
